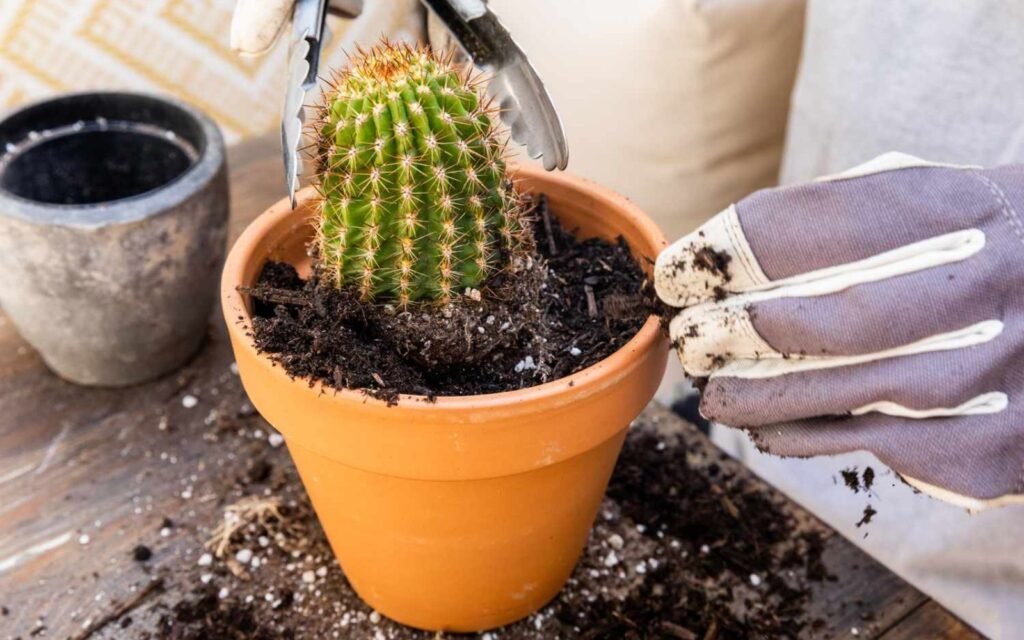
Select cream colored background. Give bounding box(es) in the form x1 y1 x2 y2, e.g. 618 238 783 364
0 0 354 143
1 0 807 235
478 0 806 241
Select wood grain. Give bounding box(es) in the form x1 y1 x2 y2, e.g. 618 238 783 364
878 601 984 640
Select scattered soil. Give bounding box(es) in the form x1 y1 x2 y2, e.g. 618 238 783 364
841 469 861 493
856 506 878 528
142 406 832 640
246 196 652 401
565 428 832 638
838 467 879 530
20 337 879 640
658 238 733 296
839 467 876 495
691 245 733 280
158 586 283 640
862 467 875 491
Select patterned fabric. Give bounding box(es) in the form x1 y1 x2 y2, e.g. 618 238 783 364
0 0 353 142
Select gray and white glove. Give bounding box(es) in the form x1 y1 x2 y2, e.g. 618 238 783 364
655 153 1024 510
230 0 423 57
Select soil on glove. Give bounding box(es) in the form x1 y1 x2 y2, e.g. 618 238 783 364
245 196 653 402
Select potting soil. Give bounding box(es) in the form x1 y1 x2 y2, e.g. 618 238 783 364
245 196 653 402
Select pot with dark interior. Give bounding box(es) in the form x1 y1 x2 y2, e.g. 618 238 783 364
0 91 228 385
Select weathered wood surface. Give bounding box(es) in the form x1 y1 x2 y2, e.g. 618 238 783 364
0 135 981 639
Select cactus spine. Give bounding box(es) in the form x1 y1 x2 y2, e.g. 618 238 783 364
315 42 525 305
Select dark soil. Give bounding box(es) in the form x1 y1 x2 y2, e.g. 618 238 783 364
838 467 879 530
841 468 861 493
143 405 833 640
658 238 733 297
856 506 877 528
691 245 733 280
565 428 832 638
157 587 286 640
246 196 652 401
862 467 875 491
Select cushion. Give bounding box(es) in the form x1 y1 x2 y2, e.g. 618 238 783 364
0 0 420 144
782 0 1024 183
431 0 807 240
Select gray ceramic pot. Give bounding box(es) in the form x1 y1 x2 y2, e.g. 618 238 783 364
0 92 228 386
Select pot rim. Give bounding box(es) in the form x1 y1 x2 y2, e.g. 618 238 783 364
0 91 224 229
222 164 667 414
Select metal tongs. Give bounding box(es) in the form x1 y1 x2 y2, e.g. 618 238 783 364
282 0 569 208
282 0 328 208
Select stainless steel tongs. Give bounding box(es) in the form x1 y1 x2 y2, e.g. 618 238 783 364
282 0 568 208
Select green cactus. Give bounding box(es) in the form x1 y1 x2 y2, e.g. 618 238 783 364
314 42 527 305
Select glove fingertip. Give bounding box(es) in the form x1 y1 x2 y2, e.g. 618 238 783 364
655 204 760 308
230 0 293 57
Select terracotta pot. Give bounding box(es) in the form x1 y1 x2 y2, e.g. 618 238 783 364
222 165 668 632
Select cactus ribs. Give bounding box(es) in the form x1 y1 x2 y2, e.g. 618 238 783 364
313 42 529 305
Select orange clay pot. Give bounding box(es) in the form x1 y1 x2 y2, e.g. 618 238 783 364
222 165 668 632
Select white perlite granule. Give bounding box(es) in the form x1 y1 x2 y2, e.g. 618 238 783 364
514 355 537 373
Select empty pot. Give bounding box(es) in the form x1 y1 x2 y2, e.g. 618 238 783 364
0 92 228 385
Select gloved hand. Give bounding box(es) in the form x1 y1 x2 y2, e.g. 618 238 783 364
655 153 1024 510
230 0 422 57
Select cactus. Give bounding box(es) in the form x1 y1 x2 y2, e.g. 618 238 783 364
314 42 527 305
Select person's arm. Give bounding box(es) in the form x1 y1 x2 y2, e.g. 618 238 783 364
230 0 422 58
655 152 1024 510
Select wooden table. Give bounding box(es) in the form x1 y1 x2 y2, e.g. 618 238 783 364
0 135 981 640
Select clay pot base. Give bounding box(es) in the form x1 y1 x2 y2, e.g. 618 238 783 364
244 196 651 402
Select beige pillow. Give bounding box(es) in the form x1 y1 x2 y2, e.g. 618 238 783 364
431 0 806 241
781 0 1024 184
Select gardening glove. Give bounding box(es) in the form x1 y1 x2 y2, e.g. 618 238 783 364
230 0 423 58
654 153 1024 510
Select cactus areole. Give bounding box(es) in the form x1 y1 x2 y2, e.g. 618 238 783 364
314 43 528 305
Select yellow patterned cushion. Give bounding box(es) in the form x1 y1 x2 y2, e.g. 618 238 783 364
0 0 353 142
